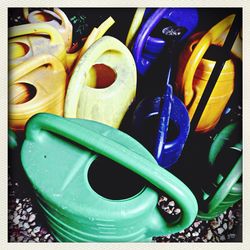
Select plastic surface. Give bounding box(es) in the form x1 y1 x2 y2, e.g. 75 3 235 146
21 113 198 242
66 16 115 73
64 36 137 128
9 23 66 69
132 8 198 75
8 129 18 150
175 15 239 132
197 122 242 220
24 8 73 51
133 94 190 169
9 54 67 131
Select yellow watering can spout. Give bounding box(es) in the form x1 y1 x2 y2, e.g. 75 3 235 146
9 23 66 69
9 54 67 131
126 8 146 47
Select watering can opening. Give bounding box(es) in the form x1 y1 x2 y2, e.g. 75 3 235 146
9 82 37 105
9 42 30 59
32 11 62 24
87 156 147 200
85 63 117 89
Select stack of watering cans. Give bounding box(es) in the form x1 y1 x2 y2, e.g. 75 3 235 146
8 8 242 242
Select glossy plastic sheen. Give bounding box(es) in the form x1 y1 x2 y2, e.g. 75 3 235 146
9 23 66 69
175 15 239 133
64 36 137 128
9 54 67 131
132 8 198 75
21 113 198 242
24 8 73 51
133 95 190 169
197 122 242 220
8 129 18 150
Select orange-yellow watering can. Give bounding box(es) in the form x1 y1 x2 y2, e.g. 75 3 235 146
23 8 73 51
175 14 241 133
9 23 66 69
64 36 136 128
9 54 67 131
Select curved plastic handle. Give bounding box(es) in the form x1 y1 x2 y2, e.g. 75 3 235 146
8 22 65 47
53 8 72 31
206 153 242 212
182 14 236 106
9 54 65 83
26 113 198 235
126 8 146 47
132 8 168 75
205 122 242 212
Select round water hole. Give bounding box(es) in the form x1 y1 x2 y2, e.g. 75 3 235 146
86 64 117 89
88 156 146 200
9 82 37 105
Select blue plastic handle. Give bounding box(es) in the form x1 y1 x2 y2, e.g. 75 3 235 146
132 8 199 75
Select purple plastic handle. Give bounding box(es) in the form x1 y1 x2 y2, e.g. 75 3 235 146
132 9 168 75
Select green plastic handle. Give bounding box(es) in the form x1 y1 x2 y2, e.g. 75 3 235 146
206 155 242 213
26 113 198 236
205 122 242 213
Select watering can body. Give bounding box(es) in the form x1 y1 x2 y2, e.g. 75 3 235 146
21 113 198 242
9 54 67 131
131 8 199 76
175 15 239 133
24 8 73 51
9 23 66 69
197 122 242 220
64 36 137 128
133 94 190 169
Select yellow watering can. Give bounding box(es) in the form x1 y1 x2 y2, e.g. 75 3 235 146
175 15 241 133
9 23 66 69
9 54 67 131
64 36 136 128
23 8 73 51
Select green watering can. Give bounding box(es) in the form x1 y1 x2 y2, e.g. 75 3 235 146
21 113 197 242
197 122 242 220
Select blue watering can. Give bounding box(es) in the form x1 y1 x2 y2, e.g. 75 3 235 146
133 81 190 170
132 24 190 169
132 8 198 75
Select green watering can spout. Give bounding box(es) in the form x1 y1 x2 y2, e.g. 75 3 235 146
22 113 198 242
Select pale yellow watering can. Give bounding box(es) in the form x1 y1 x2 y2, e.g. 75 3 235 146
9 54 67 131
175 14 241 133
9 23 66 69
64 36 137 128
23 8 73 51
